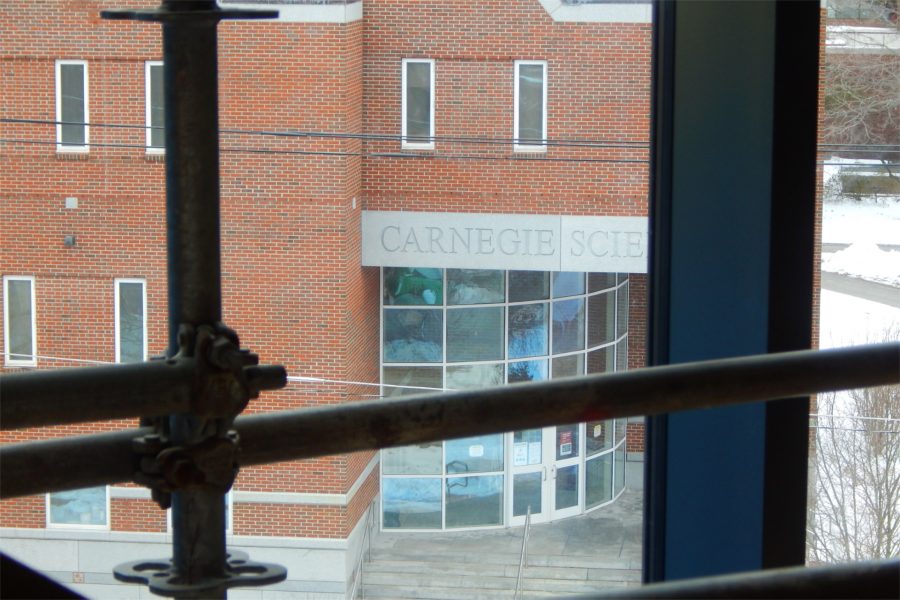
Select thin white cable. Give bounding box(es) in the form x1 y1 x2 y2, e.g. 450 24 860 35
811 413 900 423
287 375 449 392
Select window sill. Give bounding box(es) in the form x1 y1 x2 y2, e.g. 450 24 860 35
145 150 165 162
401 143 436 151
56 148 89 160
513 145 548 154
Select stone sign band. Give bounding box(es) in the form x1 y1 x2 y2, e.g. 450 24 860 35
362 211 649 273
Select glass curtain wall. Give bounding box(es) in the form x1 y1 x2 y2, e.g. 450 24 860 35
381 268 629 530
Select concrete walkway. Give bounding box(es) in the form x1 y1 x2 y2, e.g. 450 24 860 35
821 272 900 308
370 489 642 571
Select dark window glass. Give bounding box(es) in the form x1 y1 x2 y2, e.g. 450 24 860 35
405 61 432 141
6 279 33 362
517 63 544 144
149 64 165 148
118 282 144 363
60 64 86 146
508 271 549 302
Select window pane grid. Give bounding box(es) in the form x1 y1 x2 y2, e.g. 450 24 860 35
381 268 629 530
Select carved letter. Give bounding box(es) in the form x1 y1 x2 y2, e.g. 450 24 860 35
537 229 554 256
570 230 585 257
381 226 401 252
403 228 424 253
626 231 644 258
427 227 448 254
588 230 609 257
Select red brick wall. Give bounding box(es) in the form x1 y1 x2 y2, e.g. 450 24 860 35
1 0 650 539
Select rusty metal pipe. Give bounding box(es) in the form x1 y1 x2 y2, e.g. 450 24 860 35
0 359 195 430
235 342 900 465
2 344 896 500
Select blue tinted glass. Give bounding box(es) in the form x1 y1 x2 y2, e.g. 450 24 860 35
382 478 442 529
508 303 548 359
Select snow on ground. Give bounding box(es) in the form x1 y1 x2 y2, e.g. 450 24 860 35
820 289 899 350
823 198 900 245
821 159 900 284
821 242 900 287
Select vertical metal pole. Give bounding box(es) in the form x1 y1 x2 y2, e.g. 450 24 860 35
162 7 225 594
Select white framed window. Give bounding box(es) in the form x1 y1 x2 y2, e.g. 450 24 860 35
55 60 89 152
514 60 547 152
145 61 165 153
115 279 147 363
3 276 36 367
401 59 435 149
47 486 109 529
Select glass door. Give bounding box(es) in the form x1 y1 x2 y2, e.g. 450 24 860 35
509 428 549 525
550 423 582 520
508 424 585 525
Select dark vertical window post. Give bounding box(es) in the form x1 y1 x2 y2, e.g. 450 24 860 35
645 0 821 581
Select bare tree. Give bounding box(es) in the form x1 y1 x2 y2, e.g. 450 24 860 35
807 334 900 562
824 0 900 173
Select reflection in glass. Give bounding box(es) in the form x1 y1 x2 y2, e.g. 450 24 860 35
517 63 545 144
509 271 549 302
513 429 542 465
616 338 628 372
586 346 615 375
586 454 613 508
447 269 504 305
552 272 584 298
513 472 543 517
615 446 626 496
447 363 504 390
118 281 144 363
508 359 548 383
552 353 584 379
588 272 617 292
556 424 579 460
616 281 629 338
586 420 614 455
382 444 442 475
383 366 443 397
508 303 548 358
555 465 579 510
383 478 442 529
49 487 106 526
446 435 504 473
446 307 504 362
552 298 584 354
405 61 432 140
383 308 442 362
6 279 33 361
60 64 86 145
149 64 165 148
588 291 615 347
384 267 443 306
446 475 503 528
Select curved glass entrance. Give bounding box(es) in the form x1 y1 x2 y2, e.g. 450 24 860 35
380 269 629 530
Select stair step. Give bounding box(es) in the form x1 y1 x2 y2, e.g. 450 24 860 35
361 583 516 600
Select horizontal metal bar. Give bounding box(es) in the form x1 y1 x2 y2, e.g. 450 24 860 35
0 359 195 430
0 428 147 498
585 558 899 599
236 343 900 466
1 344 897 499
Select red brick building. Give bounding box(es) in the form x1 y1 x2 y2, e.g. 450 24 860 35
0 1 650 596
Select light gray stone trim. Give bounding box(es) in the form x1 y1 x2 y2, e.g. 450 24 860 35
0 527 349 549
538 0 651 23
109 487 151 500
108 451 379 508
218 1 363 23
